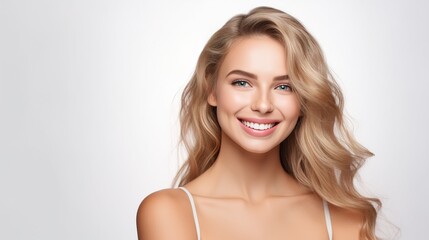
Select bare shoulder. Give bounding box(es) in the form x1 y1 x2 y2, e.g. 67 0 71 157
137 189 186 219
136 188 196 240
330 204 364 240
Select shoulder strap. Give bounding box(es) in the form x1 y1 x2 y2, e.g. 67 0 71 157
323 200 333 240
178 187 201 240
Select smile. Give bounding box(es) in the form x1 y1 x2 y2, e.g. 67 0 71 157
240 120 276 130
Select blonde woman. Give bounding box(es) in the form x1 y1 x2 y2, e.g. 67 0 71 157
137 6 380 240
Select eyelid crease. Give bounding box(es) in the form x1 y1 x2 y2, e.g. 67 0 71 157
231 79 252 87
231 79 250 83
275 83 293 91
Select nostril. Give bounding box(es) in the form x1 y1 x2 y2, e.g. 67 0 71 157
250 100 274 113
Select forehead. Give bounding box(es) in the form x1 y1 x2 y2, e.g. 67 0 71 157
219 35 288 77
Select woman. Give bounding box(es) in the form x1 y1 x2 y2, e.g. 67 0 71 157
137 6 380 240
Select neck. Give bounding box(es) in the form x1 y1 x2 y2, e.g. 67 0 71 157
203 132 295 202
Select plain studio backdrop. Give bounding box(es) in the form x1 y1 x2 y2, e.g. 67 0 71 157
0 0 428 239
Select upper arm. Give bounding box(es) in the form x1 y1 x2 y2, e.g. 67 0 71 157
330 205 364 240
136 189 195 240
136 190 177 240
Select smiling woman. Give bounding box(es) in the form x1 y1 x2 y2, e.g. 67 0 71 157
137 6 380 240
208 36 301 153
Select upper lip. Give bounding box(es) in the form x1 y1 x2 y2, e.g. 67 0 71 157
238 117 280 124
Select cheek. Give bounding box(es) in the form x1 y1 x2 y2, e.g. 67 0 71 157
216 88 250 110
276 96 301 118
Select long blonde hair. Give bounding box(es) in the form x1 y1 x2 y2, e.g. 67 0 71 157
174 6 380 240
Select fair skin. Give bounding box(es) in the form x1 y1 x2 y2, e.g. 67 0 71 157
137 35 363 240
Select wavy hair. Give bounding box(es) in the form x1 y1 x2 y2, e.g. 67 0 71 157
173 6 380 240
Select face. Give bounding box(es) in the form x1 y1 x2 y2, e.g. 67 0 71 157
208 35 301 154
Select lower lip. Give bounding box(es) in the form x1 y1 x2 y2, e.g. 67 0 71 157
239 120 278 137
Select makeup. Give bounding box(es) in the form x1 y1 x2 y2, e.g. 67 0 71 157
238 118 279 137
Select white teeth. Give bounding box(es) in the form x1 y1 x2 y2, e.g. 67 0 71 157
242 120 275 130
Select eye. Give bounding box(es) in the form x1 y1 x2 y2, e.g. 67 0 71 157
275 84 292 91
232 80 251 88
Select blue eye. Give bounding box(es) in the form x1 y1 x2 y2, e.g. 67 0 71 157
232 80 250 87
275 84 292 91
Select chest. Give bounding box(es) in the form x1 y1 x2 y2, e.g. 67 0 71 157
194 196 331 240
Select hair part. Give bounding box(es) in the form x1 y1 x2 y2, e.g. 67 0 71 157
173 6 380 240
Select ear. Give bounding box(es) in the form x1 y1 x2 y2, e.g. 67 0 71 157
207 90 217 107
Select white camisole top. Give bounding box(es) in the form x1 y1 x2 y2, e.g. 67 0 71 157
178 186 333 240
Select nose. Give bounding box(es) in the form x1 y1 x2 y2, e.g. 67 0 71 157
251 90 274 114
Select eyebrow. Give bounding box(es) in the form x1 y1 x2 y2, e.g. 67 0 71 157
226 69 289 81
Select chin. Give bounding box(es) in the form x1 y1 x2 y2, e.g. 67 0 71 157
239 144 279 155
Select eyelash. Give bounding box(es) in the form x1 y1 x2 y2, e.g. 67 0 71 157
232 80 250 87
231 80 293 92
275 84 293 92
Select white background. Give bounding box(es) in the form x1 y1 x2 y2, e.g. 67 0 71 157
1 0 428 239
